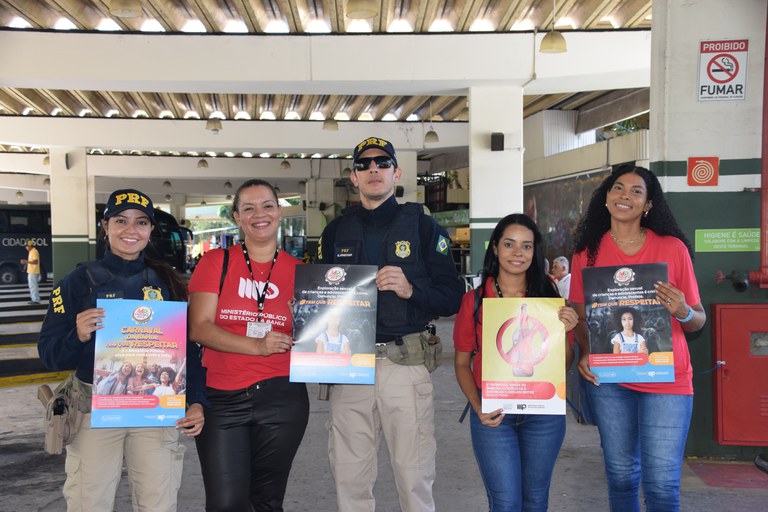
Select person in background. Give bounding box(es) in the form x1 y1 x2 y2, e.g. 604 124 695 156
317 136 464 512
38 188 207 512
551 256 571 300
21 239 41 304
453 213 577 512
189 179 309 511
570 165 706 511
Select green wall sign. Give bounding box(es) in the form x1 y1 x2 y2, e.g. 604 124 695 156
695 228 761 252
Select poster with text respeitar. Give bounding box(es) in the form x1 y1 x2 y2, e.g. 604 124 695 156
91 299 187 428
582 263 673 383
481 297 566 415
290 264 377 384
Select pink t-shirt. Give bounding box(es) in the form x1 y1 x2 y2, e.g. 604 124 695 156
569 230 700 395
188 246 300 390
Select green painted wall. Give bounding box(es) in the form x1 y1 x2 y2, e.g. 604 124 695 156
654 159 768 456
52 239 91 283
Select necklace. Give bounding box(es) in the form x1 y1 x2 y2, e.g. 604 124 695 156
610 227 646 246
494 278 525 298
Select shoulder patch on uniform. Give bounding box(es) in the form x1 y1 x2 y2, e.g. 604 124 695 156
436 235 450 255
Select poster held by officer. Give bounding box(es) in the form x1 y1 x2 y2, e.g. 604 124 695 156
481 297 566 415
91 299 187 428
582 263 673 383
291 264 377 384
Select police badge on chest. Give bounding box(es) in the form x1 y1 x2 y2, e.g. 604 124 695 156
142 286 164 301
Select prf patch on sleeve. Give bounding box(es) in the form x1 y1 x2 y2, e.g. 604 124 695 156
436 235 450 255
51 286 65 314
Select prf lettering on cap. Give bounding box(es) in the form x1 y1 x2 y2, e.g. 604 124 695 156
357 137 387 152
114 192 150 207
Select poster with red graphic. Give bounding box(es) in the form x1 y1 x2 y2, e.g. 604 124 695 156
481 297 566 415
91 299 187 428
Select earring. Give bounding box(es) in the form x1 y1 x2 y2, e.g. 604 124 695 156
605 203 608 208
643 210 649 218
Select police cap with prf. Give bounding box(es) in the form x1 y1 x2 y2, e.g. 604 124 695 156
103 189 156 224
353 137 398 167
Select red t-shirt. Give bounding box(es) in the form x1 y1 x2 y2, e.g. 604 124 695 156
188 246 300 390
453 278 500 389
569 230 700 395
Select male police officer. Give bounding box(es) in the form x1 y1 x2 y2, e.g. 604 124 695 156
317 137 463 512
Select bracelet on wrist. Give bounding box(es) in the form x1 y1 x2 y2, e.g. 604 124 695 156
675 306 694 323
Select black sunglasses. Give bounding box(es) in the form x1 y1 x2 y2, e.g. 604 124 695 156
353 156 396 172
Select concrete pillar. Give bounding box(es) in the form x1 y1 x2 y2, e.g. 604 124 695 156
397 150 418 203
49 147 92 280
649 0 766 457
468 86 525 273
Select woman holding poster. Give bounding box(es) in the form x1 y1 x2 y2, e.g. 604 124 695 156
570 166 706 512
453 213 578 511
189 179 309 511
37 188 207 512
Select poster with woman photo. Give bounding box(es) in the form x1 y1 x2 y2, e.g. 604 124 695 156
582 263 673 383
291 264 378 384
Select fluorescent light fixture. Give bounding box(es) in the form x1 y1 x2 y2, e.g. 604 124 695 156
428 19 453 32
206 118 223 134
223 20 248 33
96 19 121 31
323 118 339 131
181 20 206 33
140 20 164 32
264 20 289 33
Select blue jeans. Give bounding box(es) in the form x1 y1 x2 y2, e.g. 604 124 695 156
587 384 693 512
470 409 565 512
28 273 40 302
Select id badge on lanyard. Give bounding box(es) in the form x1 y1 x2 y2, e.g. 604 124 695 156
246 321 272 339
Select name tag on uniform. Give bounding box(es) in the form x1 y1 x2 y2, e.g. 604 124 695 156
97 291 124 299
335 245 356 259
247 321 272 339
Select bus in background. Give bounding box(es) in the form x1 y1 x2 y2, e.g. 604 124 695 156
0 205 188 285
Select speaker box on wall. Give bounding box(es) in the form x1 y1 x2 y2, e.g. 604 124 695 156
491 132 504 151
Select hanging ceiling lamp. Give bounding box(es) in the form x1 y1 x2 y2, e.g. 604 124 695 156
110 0 142 18
205 118 223 134
164 194 172 202
346 0 378 19
42 154 50 165
15 190 24 199
224 180 233 190
323 118 339 131
424 100 439 144
162 180 172 189
197 158 209 168
280 159 291 170
539 0 567 53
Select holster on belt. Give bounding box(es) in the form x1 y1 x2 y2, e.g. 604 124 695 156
378 327 443 373
38 374 91 455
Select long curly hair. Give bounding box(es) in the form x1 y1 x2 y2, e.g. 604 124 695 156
479 213 559 300
611 306 643 333
572 165 693 267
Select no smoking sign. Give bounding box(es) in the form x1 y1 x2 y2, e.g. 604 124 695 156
698 39 748 101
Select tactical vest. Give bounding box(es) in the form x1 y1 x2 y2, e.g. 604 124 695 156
79 260 166 307
333 202 435 334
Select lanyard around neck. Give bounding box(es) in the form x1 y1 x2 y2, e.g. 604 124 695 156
240 242 279 313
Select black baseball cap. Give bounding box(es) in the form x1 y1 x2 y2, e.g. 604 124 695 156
353 137 398 167
103 189 156 224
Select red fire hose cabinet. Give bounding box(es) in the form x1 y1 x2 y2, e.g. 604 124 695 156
711 304 768 445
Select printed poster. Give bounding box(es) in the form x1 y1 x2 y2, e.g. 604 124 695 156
481 297 566 415
291 264 378 384
582 263 674 383
91 299 188 428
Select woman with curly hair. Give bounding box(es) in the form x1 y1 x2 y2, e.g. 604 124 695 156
609 307 647 354
569 165 706 511
453 213 578 511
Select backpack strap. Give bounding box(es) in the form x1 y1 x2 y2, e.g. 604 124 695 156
218 248 229 296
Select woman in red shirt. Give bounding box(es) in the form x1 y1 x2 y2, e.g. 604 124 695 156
570 166 706 512
189 179 309 511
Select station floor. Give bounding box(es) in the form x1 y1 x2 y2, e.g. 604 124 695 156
1 316 766 511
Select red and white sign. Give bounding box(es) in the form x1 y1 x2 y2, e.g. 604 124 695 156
687 157 719 186
698 39 748 101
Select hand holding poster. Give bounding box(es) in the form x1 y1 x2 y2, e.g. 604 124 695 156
290 264 378 384
481 297 566 415
91 299 188 428
582 263 674 383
